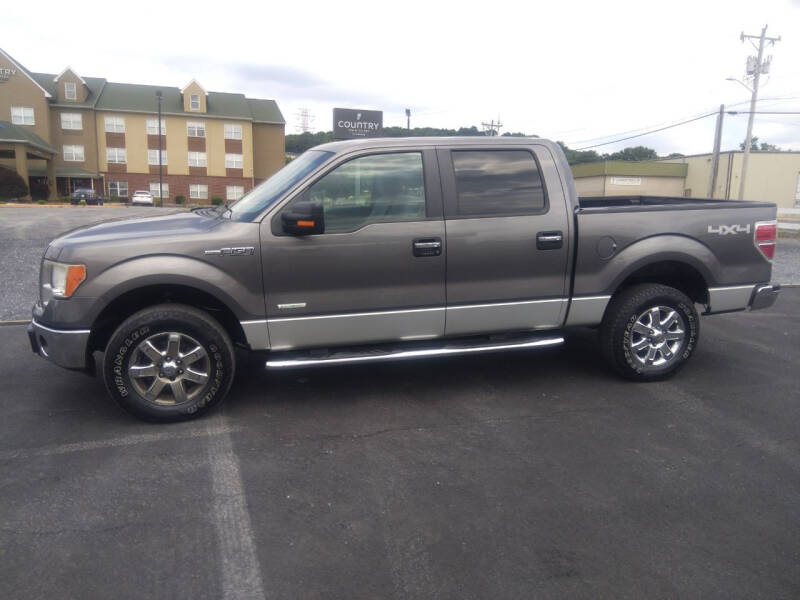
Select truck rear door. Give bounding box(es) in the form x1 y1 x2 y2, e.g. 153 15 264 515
437 144 571 336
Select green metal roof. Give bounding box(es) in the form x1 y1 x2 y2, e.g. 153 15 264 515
570 160 688 178
0 121 57 154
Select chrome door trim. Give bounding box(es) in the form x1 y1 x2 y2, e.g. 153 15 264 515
707 284 757 313
564 295 612 327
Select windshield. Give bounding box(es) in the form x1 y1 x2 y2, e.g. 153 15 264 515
228 150 333 221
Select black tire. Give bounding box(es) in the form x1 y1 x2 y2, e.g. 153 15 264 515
600 284 699 381
102 304 235 422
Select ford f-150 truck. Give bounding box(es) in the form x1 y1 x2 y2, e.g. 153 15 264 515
28 137 780 421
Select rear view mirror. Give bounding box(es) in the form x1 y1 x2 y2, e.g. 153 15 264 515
281 199 324 235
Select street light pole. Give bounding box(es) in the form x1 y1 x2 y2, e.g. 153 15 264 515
156 90 163 203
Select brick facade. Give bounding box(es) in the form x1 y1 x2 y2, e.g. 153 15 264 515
106 173 253 203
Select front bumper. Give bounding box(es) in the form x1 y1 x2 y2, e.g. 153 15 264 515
749 283 781 311
28 319 92 371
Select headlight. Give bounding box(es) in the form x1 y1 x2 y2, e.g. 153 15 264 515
40 260 87 304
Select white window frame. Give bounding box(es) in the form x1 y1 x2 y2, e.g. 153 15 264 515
225 153 243 169
64 82 77 100
60 112 82 130
63 145 85 162
190 184 208 200
106 147 127 164
11 106 35 125
224 123 243 140
109 181 129 198
146 119 166 135
149 182 169 198
188 151 207 167
104 116 125 133
226 185 245 201
190 94 201 110
187 121 205 137
147 149 168 166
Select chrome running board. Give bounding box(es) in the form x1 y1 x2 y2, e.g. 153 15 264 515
266 334 564 368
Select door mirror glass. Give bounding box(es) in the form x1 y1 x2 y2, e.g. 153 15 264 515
281 198 325 235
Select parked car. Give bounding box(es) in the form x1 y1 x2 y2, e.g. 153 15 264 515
69 188 103 205
29 137 780 422
131 191 154 206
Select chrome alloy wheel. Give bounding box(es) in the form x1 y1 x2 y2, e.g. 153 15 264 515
628 305 686 367
128 332 210 405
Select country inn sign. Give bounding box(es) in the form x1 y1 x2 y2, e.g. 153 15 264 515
0 67 17 83
333 107 383 140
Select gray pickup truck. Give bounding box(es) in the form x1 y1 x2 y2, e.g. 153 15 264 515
29 137 780 421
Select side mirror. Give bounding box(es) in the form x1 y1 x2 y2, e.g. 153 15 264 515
281 198 324 235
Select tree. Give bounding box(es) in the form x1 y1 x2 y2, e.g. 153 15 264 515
738 137 787 152
0 166 29 200
665 152 685 159
556 141 602 165
604 146 658 161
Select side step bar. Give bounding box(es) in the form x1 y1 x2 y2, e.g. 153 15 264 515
266 334 564 368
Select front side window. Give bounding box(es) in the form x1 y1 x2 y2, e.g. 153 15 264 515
190 94 200 110
146 119 166 135
190 184 208 199
226 185 244 201
451 150 545 217
11 106 34 125
63 145 85 162
60 112 82 130
308 152 426 234
187 121 205 137
104 116 125 133
224 123 242 139
225 153 243 169
188 151 207 167
147 149 167 165
109 181 128 197
106 147 127 164
150 182 169 198
64 82 77 100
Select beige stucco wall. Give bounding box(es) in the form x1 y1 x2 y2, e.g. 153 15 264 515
182 81 207 113
574 174 685 197
50 107 99 172
252 123 286 180
0 54 52 143
55 70 88 104
574 175 605 197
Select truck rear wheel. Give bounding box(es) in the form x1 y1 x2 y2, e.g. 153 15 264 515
102 304 235 422
600 284 699 381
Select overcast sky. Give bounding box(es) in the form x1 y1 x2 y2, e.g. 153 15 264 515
4 0 799 155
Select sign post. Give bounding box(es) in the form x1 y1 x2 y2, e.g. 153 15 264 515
333 108 383 140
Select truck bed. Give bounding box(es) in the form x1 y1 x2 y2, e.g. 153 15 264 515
578 195 768 213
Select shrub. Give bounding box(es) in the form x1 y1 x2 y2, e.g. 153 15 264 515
79 199 87 206
174 195 186 205
37 199 46 205
59 195 71 203
211 197 223 206
30 181 50 200
0 166 29 200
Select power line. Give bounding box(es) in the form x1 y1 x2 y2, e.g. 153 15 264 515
726 111 800 115
573 112 717 151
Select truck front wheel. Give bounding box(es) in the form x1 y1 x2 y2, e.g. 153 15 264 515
600 284 699 381
102 304 236 422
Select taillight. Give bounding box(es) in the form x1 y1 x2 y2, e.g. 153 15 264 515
754 220 777 261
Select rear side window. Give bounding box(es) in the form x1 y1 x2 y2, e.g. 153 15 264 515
451 150 546 217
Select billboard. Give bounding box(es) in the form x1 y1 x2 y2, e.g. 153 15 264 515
333 108 383 140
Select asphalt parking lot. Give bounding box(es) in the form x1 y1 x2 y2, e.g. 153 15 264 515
1 207 799 599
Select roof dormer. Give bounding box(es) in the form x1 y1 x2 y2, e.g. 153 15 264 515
181 79 207 113
54 67 88 103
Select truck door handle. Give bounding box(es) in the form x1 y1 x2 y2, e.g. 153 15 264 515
537 231 563 250
413 238 442 257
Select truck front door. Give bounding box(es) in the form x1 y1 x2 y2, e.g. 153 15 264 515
437 145 571 336
260 149 446 350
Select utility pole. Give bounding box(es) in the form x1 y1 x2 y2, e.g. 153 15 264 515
707 104 724 198
405 108 411 131
481 117 503 136
735 25 780 200
156 90 163 204
295 108 315 133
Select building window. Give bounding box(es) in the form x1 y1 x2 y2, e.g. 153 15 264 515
225 154 243 169
147 149 168 165
188 152 207 167
146 119 166 135
64 82 77 100
60 112 82 130
187 121 205 137
105 116 125 133
106 147 127 164
226 185 244 201
109 181 129 198
190 94 200 110
150 182 169 198
224 123 242 140
63 145 85 162
190 184 208 200
11 106 35 125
